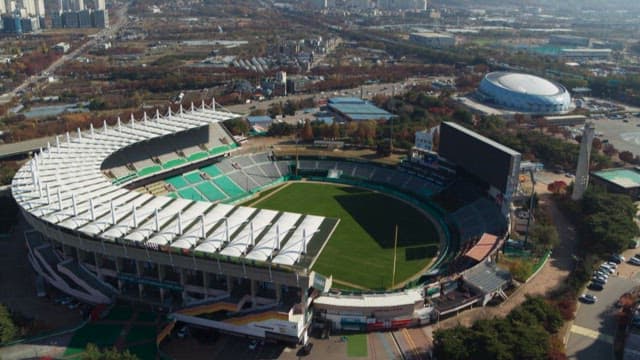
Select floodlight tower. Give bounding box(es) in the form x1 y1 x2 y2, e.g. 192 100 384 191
571 122 595 201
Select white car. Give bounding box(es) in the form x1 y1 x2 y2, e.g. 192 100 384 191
177 326 189 339
600 265 615 274
629 257 640 266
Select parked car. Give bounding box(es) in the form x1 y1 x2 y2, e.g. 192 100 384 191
60 297 74 305
593 270 609 279
249 339 258 350
580 294 598 304
177 326 189 339
67 301 79 310
599 265 615 274
629 257 640 266
588 282 604 291
610 255 625 264
592 277 607 285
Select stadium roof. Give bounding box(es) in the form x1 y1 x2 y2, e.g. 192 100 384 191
464 233 500 263
442 122 521 156
328 97 365 104
592 168 640 189
314 288 423 308
247 115 273 124
12 101 330 269
485 72 563 96
464 261 511 294
328 97 394 121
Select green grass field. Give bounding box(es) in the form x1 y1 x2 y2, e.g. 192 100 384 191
346 334 368 357
251 183 440 290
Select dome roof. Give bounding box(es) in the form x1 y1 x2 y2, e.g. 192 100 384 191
485 72 563 96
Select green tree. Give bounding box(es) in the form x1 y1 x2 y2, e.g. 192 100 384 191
330 121 340 140
223 118 249 135
83 344 138 360
267 102 283 118
267 122 294 136
529 223 560 252
301 119 314 141
433 326 473 360
0 303 17 343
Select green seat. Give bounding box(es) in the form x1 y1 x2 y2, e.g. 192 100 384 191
196 182 227 202
177 187 205 201
187 151 209 162
166 176 188 189
137 165 162 177
214 176 246 198
202 164 222 178
184 171 203 184
209 145 230 156
162 158 187 169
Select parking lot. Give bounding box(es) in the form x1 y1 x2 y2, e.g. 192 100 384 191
567 257 640 360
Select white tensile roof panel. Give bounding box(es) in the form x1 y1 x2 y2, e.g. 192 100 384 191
11 102 327 266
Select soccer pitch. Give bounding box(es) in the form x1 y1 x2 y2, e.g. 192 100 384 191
251 182 440 290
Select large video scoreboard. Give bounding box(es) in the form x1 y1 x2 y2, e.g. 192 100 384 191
439 122 521 197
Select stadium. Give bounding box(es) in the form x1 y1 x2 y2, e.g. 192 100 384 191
478 71 572 114
11 102 518 344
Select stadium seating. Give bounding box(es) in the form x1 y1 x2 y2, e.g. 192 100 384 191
196 182 227 202
101 122 238 185
450 198 506 243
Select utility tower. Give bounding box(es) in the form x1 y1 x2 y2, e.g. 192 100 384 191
572 122 595 200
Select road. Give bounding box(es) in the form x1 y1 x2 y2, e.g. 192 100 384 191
392 328 432 359
0 3 130 105
566 276 637 360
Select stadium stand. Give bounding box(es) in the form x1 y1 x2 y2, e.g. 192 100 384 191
450 198 506 242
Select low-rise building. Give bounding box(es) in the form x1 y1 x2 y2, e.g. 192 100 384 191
558 48 612 61
409 32 456 48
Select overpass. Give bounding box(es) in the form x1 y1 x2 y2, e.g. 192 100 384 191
0 136 56 160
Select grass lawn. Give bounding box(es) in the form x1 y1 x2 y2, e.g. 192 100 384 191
251 183 440 289
346 334 368 357
125 325 157 344
105 305 133 321
63 323 124 358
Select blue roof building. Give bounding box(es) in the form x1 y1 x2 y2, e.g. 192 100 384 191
327 97 395 121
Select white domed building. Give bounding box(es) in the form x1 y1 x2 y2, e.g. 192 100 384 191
478 72 572 114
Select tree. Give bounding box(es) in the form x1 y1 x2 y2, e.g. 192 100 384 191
267 122 294 136
301 119 314 141
83 344 138 360
267 102 283 118
529 223 560 252
580 189 640 254
0 304 17 343
433 326 473 360
547 181 568 195
223 118 249 135
330 121 340 140
620 150 634 163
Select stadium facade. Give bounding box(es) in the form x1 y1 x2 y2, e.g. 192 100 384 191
478 72 572 114
11 101 517 344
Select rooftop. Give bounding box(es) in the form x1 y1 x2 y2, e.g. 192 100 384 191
464 261 511 294
410 32 455 39
442 122 521 157
328 97 394 121
11 102 332 271
485 72 563 96
592 168 640 189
